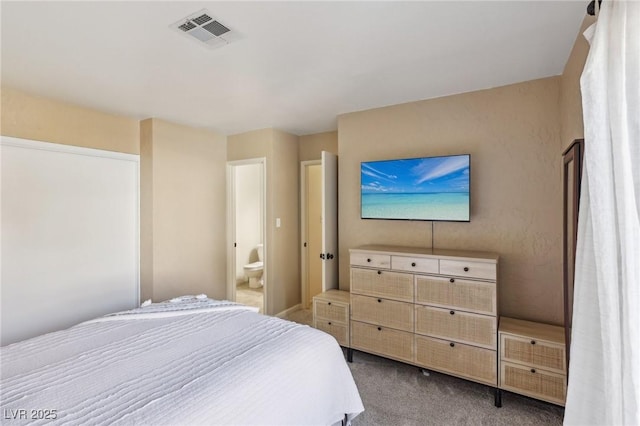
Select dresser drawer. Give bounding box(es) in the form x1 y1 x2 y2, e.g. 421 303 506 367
501 334 565 373
314 319 349 347
351 294 413 332
313 298 348 324
350 252 391 269
415 305 496 349
351 320 413 363
350 267 414 302
439 259 496 281
415 275 496 315
415 335 497 386
500 361 566 405
391 255 438 274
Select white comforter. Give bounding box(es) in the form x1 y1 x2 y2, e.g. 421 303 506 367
0 298 364 425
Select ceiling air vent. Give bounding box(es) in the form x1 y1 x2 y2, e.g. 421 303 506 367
170 9 239 49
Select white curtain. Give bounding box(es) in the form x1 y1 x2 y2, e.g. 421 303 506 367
564 1 640 425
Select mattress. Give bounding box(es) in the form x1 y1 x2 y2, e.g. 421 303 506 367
0 297 364 425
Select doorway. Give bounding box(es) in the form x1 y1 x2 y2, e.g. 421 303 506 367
227 158 267 313
300 152 338 309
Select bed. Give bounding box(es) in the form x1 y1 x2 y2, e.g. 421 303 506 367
0 297 364 425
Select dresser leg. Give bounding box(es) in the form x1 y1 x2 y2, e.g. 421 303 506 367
494 388 502 407
347 348 353 363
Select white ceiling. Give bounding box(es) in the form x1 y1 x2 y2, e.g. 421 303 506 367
1 1 587 136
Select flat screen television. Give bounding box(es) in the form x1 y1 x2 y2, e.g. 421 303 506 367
361 154 470 222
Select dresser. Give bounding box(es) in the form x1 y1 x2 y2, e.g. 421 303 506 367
349 244 500 405
312 289 350 347
498 317 567 406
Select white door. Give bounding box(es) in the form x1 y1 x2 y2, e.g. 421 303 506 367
321 151 338 291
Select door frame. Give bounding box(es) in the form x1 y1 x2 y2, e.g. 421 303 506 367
227 158 267 312
300 159 321 309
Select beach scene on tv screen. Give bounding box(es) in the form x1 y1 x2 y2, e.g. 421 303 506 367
361 155 470 221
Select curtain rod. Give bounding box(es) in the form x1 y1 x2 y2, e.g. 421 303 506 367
587 0 602 16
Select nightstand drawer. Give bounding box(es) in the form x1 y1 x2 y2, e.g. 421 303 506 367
313 298 348 324
415 275 496 315
415 335 496 386
439 259 496 281
351 268 413 302
351 294 413 332
391 255 438 274
351 320 413 363
315 319 349 347
415 305 496 349
350 252 390 268
500 361 566 405
501 334 565 373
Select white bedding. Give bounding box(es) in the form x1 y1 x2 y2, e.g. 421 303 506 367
0 298 364 425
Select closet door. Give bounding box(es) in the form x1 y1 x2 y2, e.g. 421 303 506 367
1 137 139 345
562 139 583 374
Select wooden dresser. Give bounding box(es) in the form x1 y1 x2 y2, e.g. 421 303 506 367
349 244 500 405
498 317 567 406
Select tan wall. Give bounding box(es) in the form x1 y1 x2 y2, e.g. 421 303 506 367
299 131 338 161
142 118 227 302
338 77 564 325
140 120 154 301
1 87 139 154
560 15 595 150
227 128 299 315
272 129 300 313
227 128 272 161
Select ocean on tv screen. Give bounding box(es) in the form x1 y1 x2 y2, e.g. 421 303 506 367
361 192 469 221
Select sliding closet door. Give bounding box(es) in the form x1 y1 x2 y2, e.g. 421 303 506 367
1 137 139 346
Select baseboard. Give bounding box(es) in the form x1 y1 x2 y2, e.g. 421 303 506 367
275 303 301 319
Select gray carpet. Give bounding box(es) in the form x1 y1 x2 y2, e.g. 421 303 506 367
348 350 564 426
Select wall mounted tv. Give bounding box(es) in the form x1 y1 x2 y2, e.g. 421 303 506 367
361 154 470 222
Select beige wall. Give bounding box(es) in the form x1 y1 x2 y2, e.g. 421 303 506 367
299 131 338 161
338 77 564 325
141 118 227 302
228 128 300 315
1 87 139 154
560 16 595 150
272 130 301 312
140 120 154 301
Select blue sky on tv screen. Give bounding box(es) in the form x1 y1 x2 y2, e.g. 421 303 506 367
361 155 469 194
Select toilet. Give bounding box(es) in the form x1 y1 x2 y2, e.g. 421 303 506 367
243 243 264 288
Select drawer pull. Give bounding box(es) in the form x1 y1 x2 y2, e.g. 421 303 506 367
328 302 331 306
377 270 382 275
328 322 332 325
411 262 416 267
463 267 469 272
450 342 455 348
449 310 455 315
377 327 382 331
530 340 536 345
530 368 536 374
367 258 372 263
377 299 382 303
449 278 455 283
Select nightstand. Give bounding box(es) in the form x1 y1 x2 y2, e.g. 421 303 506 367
498 317 567 406
313 289 350 347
